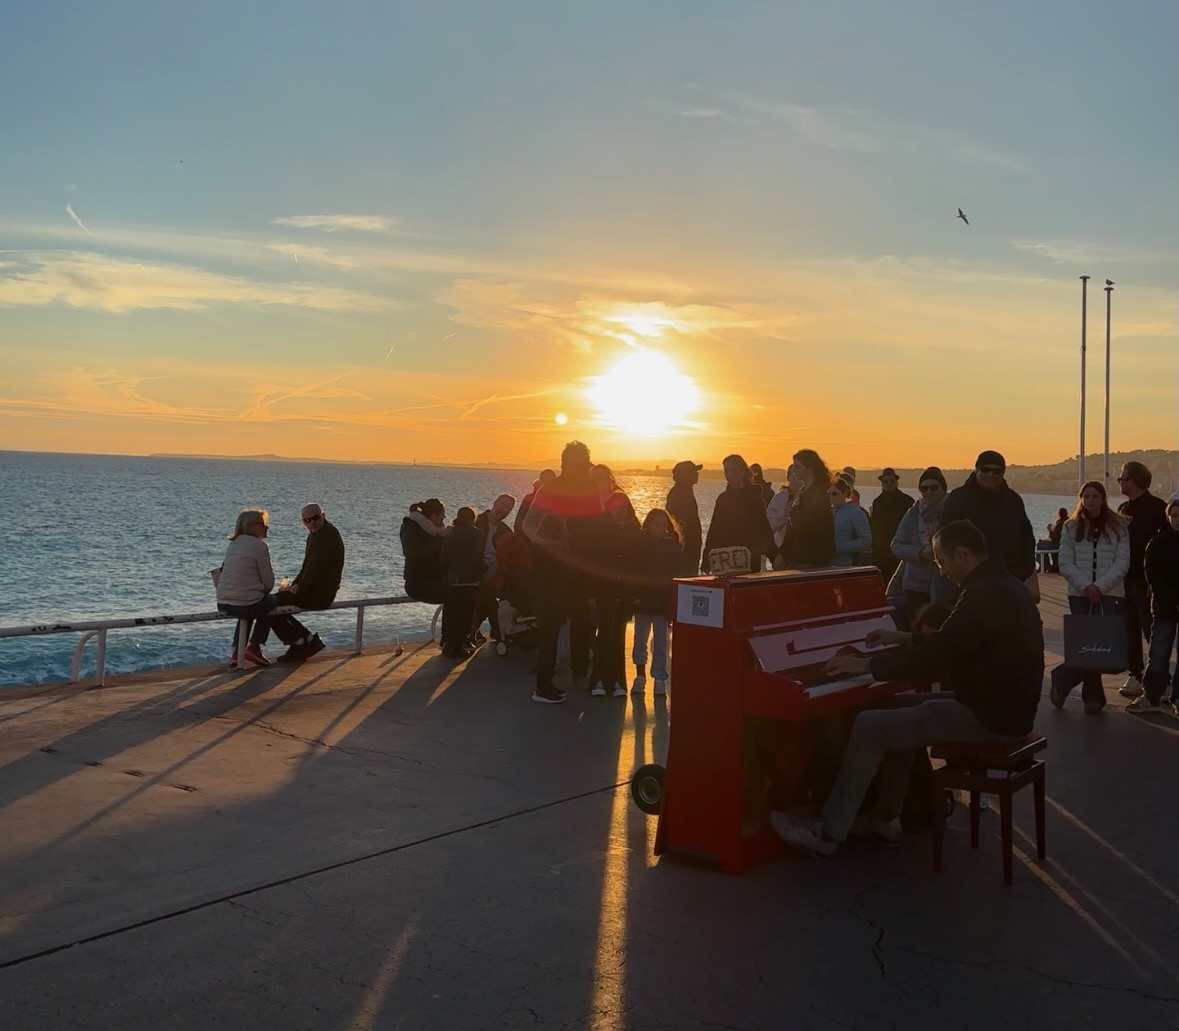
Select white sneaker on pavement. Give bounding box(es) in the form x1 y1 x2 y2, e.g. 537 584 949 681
850 814 903 848
590 683 607 697
770 811 838 858
1118 676 1144 699
631 675 646 695
653 679 668 696
1125 696 1160 714
612 683 627 698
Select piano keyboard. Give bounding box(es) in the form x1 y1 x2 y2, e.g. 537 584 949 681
802 674 876 699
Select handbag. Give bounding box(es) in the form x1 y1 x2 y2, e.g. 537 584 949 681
1063 605 1127 672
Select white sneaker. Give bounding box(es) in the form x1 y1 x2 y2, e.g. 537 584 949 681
769 811 838 858
590 683 607 697
1118 676 1144 699
653 679 668 696
612 683 627 698
850 814 903 848
630 675 646 695
1125 696 1160 714
1164 701 1179 718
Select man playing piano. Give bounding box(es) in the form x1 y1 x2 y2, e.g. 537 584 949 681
771 519 1044 857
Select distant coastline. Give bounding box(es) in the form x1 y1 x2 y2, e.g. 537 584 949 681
6 448 1176 495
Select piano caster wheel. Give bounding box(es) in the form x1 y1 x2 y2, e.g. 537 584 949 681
631 763 665 816
944 789 956 818
495 641 508 657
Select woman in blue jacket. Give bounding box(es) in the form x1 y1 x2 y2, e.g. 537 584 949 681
828 477 872 567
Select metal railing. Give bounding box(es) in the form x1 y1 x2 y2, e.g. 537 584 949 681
0 596 443 689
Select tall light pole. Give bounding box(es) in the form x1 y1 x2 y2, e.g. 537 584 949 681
1079 275 1089 485
1103 280 1114 494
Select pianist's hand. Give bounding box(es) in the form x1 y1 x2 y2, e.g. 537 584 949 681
866 628 911 649
824 654 871 677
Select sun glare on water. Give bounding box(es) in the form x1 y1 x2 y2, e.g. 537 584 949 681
587 351 700 436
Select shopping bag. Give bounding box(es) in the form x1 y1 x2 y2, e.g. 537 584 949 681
1063 610 1127 672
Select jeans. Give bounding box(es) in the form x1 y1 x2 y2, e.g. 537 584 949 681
218 595 303 649
536 591 592 690
632 613 669 681
820 696 1018 842
590 598 629 689
440 584 479 649
1144 617 1179 704
1123 578 1152 678
1051 595 1123 706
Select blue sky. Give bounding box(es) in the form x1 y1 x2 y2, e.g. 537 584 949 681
1 1 1175 465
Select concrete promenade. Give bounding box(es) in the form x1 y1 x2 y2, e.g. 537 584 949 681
0 576 1175 1030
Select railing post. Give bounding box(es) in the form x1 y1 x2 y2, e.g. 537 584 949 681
95 629 107 688
354 605 365 655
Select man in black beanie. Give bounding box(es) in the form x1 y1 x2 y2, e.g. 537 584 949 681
941 450 1036 589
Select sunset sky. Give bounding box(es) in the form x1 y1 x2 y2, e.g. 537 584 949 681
2 1 1176 468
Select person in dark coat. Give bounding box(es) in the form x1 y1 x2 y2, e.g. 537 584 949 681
1115 460 1169 699
666 460 703 577
630 508 682 697
514 469 556 540
522 440 604 703
1139 499 1179 712
940 450 1035 584
869 468 914 580
272 502 345 662
776 448 836 569
399 498 447 604
439 507 486 659
703 454 775 573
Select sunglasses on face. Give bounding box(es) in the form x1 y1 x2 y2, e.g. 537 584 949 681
1117 475 1133 482
303 514 323 524
919 484 943 493
977 466 1004 475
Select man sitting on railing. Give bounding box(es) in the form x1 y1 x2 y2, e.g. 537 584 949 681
273 503 346 663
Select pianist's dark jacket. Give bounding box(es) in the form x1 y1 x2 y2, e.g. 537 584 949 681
868 559 1044 736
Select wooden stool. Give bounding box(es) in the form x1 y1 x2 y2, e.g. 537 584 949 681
929 734 1046 885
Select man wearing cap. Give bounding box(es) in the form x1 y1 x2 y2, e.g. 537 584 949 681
941 451 1036 588
870 468 914 581
667 461 703 577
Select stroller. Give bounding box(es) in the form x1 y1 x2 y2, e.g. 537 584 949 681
495 567 539 656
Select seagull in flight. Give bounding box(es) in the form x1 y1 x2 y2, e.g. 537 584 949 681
1105 278 1115 286
956 208 969 225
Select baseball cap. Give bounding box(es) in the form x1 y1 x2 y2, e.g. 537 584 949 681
672 460 703 479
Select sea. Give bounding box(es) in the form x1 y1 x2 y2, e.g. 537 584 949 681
0 451 1080 689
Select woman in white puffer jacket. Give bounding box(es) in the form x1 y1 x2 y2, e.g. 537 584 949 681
1050 481 1130 714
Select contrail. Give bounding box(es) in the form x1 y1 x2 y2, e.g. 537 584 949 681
65 204 95 236
293 252 299 264
376 345 397 366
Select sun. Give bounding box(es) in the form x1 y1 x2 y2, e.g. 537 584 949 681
587 351 700 436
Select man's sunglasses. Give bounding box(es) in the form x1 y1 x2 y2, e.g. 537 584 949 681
919 484 943 493
303 514 323 524
977 466 1004 475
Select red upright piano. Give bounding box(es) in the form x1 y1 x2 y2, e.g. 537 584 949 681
654 566 907 873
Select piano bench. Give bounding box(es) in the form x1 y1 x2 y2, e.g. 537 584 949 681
929 734 1047 886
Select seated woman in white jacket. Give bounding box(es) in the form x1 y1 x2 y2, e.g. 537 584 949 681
1050 481 1131 714
216 508 305 667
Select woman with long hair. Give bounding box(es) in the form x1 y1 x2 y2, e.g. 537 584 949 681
776 448 836 569
702 454 775 573
584 488 644 696
399 498 447 604
1050 481 1131 714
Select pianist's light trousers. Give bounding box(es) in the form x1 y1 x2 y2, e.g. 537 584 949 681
821 697 1017 843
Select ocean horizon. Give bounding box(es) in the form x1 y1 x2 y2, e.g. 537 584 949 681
2 451 1082 688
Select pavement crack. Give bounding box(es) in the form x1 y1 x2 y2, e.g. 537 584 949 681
849 883 888 980
226 899 282 929
898 946 1179 1002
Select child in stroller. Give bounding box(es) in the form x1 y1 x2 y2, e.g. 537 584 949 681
491 529 539 656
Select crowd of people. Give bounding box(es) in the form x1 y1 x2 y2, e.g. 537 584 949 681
209 445 1179 725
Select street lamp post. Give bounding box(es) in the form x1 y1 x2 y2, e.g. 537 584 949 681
1079 275 1089 485
1103 282 1113 494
